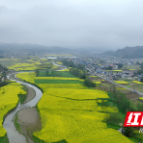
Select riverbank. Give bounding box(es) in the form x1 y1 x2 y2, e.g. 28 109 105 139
0 80 26 142
3 73 43 143
23 86 36 104
11 74 41 143
15 107 42 143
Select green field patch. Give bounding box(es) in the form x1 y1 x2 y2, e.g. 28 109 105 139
38 71 77 78
34 79 82 84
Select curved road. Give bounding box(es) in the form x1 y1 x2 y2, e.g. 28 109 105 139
95 74 143 97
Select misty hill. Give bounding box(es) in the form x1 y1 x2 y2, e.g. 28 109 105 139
0 50 4 58
102 46 143 58
0 43 69 52
0 43 107 58
0 43 74 57
101 51 114 56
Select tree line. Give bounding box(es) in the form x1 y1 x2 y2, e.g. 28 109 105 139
0 64 8 88
105 85 143 139
62 59 96 87
69 68 86 79
35 69 63 77
69 68 96 87
46 70 63 77
0 64 8 82
62 59 85 70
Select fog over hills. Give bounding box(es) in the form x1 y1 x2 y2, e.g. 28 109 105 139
0 43 73 56
0 43 109 57
102 46 143 58
1 0 143 49
2 43 143 58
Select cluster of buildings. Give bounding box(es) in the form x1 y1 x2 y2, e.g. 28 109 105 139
70 54 143 81
95 69 135 80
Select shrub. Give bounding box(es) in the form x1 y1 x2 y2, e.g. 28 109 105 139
84 78 96 87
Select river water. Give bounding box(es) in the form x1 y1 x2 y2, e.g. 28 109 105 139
3 74 43 143
3 64 66 143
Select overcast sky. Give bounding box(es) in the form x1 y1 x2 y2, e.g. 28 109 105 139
0 0 143 50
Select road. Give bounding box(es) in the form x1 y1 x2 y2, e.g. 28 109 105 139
95 74 143 97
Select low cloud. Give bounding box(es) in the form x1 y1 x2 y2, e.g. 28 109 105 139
0 0 143 49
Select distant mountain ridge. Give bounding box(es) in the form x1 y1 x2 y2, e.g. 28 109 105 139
0 43 108 57
0 43 73 55
0 43 103 58
102 46 143 58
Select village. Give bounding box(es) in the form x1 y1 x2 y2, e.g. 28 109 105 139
71 55 143 82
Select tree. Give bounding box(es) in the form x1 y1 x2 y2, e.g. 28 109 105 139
51 71 54 76
105 66 113 70
122 127 134 137
77 64 85 70
84 78 96 87
2 71 6 81
140 64 143 69
136 69 143 75
136 61 140 65
99 60 105 64
140 77 143 82
137 103 143 111
105 113 122 124
46 69 49 76
117 63 123 69
112 84 116 94
62 59 75 67
35 69 39 76
69 67 86 79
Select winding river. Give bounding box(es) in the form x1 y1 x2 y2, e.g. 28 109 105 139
3 73 43 143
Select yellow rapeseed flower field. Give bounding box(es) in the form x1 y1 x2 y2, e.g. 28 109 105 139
0 83 26 137
37 88 109 100
93 81 101 84
33 88 132 143
37 84 87 90
51 65 59 69
89 76 98 77
16 72 133 143
8 60 41 71
113 70 123 72
139 97 143 100
97 106 118 113
57 61 62 65
133 81 143 84
35 77 84 82
114 81 128 84
16 72 36 83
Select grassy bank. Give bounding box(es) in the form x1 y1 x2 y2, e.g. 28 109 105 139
0 82 26 142
0 134 9 143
